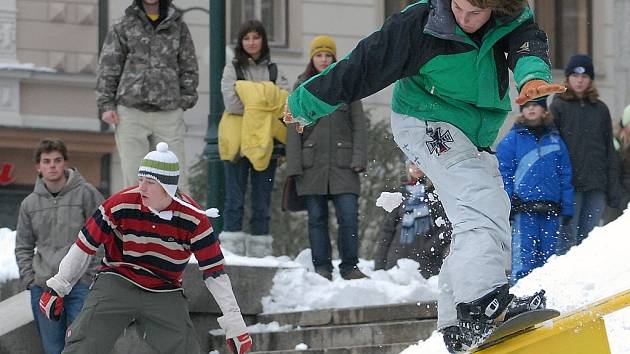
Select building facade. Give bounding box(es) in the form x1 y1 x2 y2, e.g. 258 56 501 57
0 0 114 228
1 0 628 229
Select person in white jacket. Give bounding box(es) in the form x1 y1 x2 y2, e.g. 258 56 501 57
39 142 251 354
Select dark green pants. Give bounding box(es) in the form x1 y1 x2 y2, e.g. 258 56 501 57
62 274 200 354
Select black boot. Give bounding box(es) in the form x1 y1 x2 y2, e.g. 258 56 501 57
454 284 514 350
505 289 546 321
442 326 465 353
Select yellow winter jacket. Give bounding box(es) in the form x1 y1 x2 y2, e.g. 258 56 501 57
219 81 288 171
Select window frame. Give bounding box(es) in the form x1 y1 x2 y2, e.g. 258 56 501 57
228 0 289 48
534 0 593 69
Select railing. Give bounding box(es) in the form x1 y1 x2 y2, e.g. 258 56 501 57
474 288 630 354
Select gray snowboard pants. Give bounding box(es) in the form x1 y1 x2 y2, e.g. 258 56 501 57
391 113 511 329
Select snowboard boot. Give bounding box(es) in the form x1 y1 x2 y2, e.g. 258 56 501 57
452 284 514 352
219 231 247 255
505 289 546 321
442 325 465 353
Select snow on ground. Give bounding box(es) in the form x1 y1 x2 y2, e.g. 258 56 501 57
400 210 630 354
210 321 293 336
3 208 630 353
262 250 439 313
0 228 19 283
0 62 56 72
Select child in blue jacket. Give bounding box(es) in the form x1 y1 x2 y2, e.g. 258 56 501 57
497 97 574 284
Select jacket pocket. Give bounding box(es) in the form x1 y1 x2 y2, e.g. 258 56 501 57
441 149 479 169
336 141 353 168
302 142 315 169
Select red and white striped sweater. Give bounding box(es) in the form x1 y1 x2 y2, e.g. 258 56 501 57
76 186 224 291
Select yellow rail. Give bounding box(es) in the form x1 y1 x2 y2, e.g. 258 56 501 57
473 288 630 354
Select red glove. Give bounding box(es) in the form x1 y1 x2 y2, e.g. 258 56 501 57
515 79 567 105
39 289 64 321
227 332 253 354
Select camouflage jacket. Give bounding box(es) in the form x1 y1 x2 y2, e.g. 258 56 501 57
96 4 199 113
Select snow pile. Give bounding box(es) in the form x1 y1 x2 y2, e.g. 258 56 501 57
376 192 404 212
209 321 292 336
191 250 302 269
295 343 309 350
0 229 19 283
262 250 439 313
400 210 630 354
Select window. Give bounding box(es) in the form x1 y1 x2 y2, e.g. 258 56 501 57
230 0 288 47
534 0 592 69
384 0 415 20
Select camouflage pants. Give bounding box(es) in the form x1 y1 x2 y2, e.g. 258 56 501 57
62 274 200 354
115 105 188 192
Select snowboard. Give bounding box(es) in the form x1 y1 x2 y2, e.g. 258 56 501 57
470 308 560 352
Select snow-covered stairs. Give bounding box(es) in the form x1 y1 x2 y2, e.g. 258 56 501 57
210 302 438 353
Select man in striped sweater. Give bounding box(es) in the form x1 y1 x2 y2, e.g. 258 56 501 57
39 142 252 354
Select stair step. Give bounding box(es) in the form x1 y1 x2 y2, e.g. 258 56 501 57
210 319 436 353
250 342 416 354
257 302 437 327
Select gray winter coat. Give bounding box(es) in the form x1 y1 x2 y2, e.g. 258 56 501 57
15 168 104 289
96 3 199 113
221 56 289 115
286 76 367 196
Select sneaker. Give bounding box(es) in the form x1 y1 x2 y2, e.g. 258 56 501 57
505 289 546 321
454 284 514 351
314 268 333 281
340 268 368 280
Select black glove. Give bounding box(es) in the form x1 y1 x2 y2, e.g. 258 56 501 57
561 215 572 226
509 197 523 221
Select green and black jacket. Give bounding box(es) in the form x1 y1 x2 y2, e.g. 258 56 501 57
288 0 552 147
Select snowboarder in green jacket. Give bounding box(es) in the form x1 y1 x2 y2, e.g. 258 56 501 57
285 0 565 352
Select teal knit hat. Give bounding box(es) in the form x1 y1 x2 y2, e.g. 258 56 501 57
138 142 179 198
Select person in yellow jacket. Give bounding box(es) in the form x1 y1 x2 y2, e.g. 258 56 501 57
219 20 288 257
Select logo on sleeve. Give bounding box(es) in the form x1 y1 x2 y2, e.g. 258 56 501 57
517 42 530 54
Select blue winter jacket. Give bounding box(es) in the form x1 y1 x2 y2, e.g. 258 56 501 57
497 123 574 216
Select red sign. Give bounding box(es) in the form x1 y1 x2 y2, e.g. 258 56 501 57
0 163 16 186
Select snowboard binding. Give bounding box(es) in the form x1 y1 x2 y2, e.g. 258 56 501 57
442 286 549 353
443 284 514 353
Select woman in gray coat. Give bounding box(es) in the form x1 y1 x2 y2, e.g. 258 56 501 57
286 36 368 281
